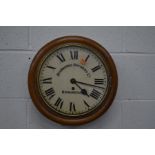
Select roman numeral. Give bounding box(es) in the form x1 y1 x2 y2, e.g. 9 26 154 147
46 66 56 69
94 78 105 85
85 55 90 62
83 100 90 108
45 88 55 99
91 65 101 72
54 97 63 109
70 51 78 59
42 78 52 84
70 102 76 112
57 53 65 62
90 89 101 100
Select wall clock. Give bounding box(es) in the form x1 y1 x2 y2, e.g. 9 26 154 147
28 36 118 125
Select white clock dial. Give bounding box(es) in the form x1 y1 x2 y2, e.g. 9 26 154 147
38 45 109 116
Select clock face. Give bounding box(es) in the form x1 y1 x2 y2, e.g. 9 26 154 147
38 45 109 116
28 36 118 125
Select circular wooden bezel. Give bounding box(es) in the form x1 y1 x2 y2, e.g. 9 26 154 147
28 36 118 125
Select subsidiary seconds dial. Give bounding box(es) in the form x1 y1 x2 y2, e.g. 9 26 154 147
38 45 108 116
28 36 118 125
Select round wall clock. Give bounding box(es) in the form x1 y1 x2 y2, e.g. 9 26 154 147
28 36 118 125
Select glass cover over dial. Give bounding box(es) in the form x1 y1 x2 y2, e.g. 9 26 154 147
38 45 109 116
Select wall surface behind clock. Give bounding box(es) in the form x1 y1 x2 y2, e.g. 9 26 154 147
0 26 155 129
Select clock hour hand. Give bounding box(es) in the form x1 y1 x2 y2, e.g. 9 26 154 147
70 79 89 97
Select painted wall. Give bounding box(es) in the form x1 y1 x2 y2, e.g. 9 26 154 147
0 26 155 128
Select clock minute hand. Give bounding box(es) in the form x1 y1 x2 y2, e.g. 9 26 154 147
76 80 105 89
